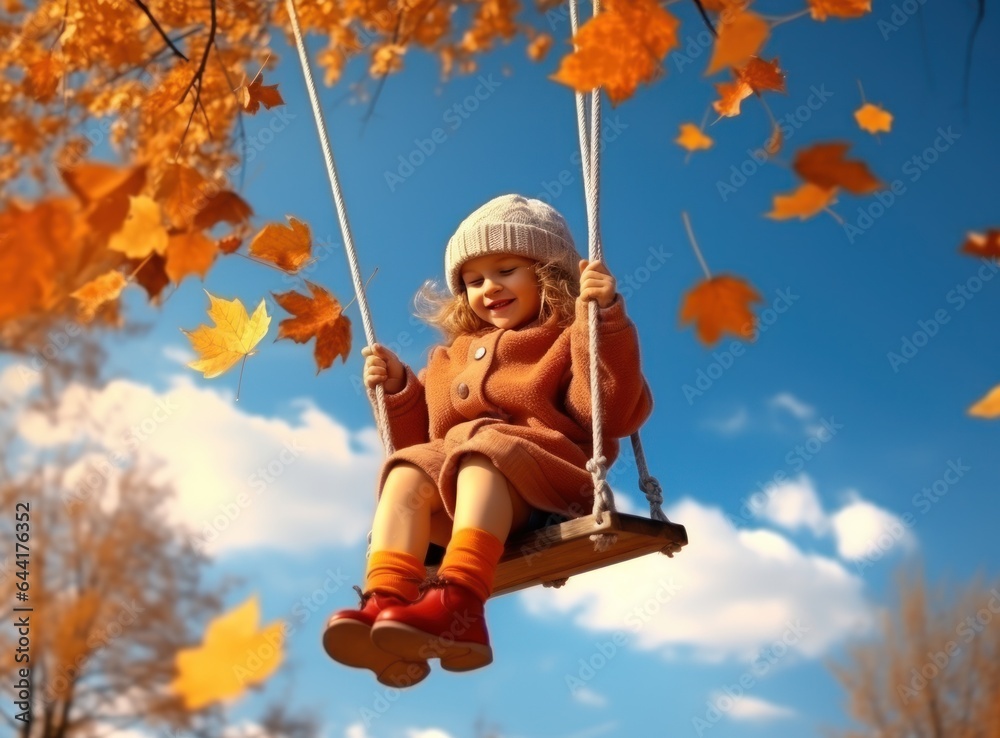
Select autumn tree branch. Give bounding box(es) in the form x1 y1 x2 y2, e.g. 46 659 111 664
132 0 190 61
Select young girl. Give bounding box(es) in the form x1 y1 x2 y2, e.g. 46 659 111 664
323 193 652 688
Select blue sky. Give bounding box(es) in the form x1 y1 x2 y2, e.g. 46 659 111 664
6 1 1000 736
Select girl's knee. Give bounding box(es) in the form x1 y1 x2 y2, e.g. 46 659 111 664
382 462 441 511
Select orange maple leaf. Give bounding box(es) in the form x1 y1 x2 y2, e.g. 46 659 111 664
737 57 786 94
60 161 148 247
959 229 1000 259
155 163 210 230
70 270 127 322
166 231 219 285
249 217 312 273
218 234 244 255
713 79 753 117
793 142 882 195
706 11 770 76
968 384 1000 419
854 102 893 134
236 69 285 114
680 275 763 346
809 0 872 21
527 33 553 62
550 0 679 105
767 183 838 220
272 281 352 373
675 123 714 152
130 253 170 304
194 191 254 231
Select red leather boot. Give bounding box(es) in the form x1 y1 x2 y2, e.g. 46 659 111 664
370 576 493 672
323 585 431 687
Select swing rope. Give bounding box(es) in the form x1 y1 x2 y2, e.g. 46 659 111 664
567 0 675 540
285 0 392 560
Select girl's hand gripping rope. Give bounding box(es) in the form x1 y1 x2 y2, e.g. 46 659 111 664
362 344 406 395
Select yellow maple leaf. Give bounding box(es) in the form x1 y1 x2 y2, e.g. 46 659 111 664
968 384 1000 419
108 195 169 259
767 182 839 220
70 270 127 322
550 0 679 105
182 291 270 379
171 595 284 711
854 102 893 134
675 123 714 152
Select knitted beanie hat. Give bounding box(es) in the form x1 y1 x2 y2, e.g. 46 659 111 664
445 193 581 295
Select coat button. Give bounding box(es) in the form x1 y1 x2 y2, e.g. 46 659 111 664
474 346 486 360
457 382 469 399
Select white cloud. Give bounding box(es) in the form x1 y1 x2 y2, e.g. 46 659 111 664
830 496 917 561
0 362 40 402
754 475 827 535
162 344 195 366
345 723 373 738
519 497 873 663
571 685 609 707
14 374 383 554
719 693 796 721
701 406 749 435
406 730 456 738
768 392 815 420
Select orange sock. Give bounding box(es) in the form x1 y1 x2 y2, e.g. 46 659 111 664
365 550 426 602
438 527 505 602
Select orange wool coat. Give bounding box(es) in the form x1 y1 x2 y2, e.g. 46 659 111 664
376 295 653 524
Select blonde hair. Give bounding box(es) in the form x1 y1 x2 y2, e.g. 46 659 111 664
414 259 580 345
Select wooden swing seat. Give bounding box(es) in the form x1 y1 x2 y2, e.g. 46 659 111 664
426 511 688 597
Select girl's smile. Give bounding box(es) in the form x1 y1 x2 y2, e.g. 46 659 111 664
461 254 541 329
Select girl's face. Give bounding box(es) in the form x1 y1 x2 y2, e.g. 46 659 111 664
460 253 541 330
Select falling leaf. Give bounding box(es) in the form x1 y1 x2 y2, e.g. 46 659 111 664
182 291 270 379
675 123 714 152
737 57 786 94
170 595 284 710
713 79 753 117
767 182 839 220
527 33 553 62
272 281 352 373
809 0 872 21
705 11 770 76
968 384 1000 419
70 270 127 322
793 142 882 195
155 163 209 229
60 162 148 247
218 234 244 255
108 195 169 259
959 229 1000 259
236 70 285 114
550 0 679 105
130 252 170 303
166 231 218 285
680 275 763 346
854 102 893 134
194 191 254 231
249 217 312 273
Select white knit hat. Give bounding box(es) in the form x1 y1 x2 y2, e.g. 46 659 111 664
445 194 580 295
